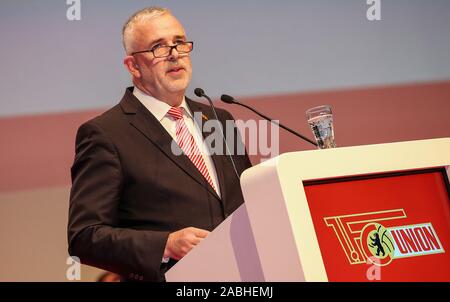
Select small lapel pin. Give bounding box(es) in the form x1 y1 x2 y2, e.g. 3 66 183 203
202 114 208 121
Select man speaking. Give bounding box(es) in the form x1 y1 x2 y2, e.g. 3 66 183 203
67 7 251 282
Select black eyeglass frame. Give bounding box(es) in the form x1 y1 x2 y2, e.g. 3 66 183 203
131 41 194 58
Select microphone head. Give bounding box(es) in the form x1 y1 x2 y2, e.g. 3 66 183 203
220 94 235 104
194 88 205 97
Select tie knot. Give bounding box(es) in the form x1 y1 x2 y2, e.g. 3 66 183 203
167 107 183 120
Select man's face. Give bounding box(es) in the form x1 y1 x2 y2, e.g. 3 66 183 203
131 14 192 102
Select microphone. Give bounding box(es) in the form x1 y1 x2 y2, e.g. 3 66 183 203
220 94 318 147
194 88 241 181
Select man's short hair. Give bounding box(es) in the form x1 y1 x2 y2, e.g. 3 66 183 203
122 7 171 54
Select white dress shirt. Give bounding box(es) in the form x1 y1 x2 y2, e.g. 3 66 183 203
133 87 221 198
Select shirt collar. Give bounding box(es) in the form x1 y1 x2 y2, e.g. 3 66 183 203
133 86 192 121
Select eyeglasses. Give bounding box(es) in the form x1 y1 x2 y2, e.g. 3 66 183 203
131 41 194 58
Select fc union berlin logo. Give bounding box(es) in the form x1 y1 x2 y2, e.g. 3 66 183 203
324 209 445 266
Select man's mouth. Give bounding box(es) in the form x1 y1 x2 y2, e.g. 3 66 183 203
167 66 184 74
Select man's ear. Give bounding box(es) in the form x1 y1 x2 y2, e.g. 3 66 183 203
124 56 141 78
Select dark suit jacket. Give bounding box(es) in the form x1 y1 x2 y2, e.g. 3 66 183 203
67 87 252 282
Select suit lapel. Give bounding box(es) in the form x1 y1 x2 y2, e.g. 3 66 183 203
120 88 221 200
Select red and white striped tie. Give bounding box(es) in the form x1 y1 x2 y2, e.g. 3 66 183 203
167 107 217 193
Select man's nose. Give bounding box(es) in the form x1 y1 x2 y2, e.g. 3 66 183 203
167 46 179 61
